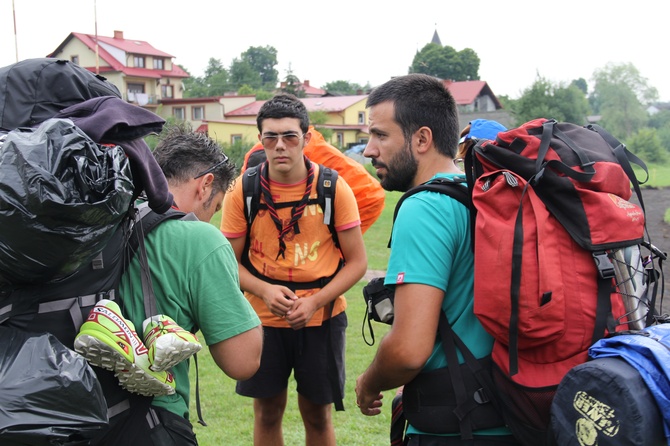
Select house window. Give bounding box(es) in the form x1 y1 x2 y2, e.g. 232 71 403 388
231 134 242 145
71 55 79 65
126 83 145 102
358 111 365 125
154 58 164 70
161 85 173 98
173 107 185 120
127 83 145 93
134 56 145 68
336 132 344 148
192 106 205 120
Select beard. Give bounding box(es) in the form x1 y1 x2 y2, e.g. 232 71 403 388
375 141 417 192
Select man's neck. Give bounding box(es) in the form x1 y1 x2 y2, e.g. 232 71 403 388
413 156 462 187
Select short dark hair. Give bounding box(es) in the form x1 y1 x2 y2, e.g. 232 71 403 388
366 74 460 158
256 93 309 134
153 122 236 196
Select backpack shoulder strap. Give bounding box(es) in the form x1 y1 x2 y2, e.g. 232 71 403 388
316 165 339 248
389 177 470 248
242 164 262 225
126 203 190 318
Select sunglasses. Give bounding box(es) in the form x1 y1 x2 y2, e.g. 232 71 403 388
260 132 304 149
194 154 229 179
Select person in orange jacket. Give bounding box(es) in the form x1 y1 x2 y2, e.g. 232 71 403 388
241 126 385 234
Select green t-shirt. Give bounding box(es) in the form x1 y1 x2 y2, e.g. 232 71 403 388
119 218 260 419
386 173 509 437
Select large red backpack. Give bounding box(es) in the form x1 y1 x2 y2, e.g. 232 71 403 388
464 118 665 445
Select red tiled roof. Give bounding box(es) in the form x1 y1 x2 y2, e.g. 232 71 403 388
225 95 367 117
94 35 174 58
48 32 189 79
160 97 225 105
303 84 326 95
444 80 502 108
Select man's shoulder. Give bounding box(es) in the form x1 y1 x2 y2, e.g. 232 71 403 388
153 218 225 239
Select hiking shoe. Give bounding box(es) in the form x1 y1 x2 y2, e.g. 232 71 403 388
74 299 176 397
142 314 202 372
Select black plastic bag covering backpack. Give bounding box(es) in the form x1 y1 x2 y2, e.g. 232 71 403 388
0 118 134 285
0 326 108 445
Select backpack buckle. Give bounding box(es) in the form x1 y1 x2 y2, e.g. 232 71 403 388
593 252 615 279
473 388 490 404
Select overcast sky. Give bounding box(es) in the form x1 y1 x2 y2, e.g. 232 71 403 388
2 0 669 102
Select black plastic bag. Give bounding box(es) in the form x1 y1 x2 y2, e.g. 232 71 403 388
0 118 134 285
0 326 108 445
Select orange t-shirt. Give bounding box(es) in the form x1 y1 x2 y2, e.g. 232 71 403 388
221 163 361 327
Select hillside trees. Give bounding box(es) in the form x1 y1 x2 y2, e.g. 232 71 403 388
509 75 590 125
184 46 279 98
322 80 367 95
590 63 657 140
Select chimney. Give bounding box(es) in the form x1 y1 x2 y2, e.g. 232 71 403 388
304 80 310 87
113 30 124 40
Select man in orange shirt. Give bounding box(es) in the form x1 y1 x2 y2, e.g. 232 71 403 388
221 93 367 446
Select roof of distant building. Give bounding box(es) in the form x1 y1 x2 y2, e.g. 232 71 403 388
225 95 367 117
48 30 189 78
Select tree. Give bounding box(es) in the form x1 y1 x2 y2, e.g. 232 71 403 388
570 78 588 95
458 48 481 81
183 58 230 97
648 110 670 156
280 66 305 97
590 63 656 140
239 46 279 90
409 43 479 81
229 58 262 91
182 65 206 98
322 80 364 96
309 111 333 142
626 127 667 164
511 75 590 125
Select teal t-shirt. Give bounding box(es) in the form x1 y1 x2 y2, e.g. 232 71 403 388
119 218 260 419
385 173 508 437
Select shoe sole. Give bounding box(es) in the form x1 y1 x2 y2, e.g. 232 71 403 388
150 335 202 372
75 333 175 397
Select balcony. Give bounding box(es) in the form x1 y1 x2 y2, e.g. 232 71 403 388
126 92 158 106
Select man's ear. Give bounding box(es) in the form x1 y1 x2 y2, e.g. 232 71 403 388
415 126 433 154
197 173 215 199
303 130 312 146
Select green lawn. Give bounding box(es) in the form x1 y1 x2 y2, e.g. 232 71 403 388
634 162 670 188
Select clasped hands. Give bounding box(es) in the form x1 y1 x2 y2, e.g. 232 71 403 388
263 284 317 330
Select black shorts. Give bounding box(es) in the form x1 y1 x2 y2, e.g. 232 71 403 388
236 312 347 405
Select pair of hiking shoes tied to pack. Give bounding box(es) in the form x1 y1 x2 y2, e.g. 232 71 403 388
74 299 202 397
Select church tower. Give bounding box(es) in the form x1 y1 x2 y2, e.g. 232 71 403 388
431 29 442 46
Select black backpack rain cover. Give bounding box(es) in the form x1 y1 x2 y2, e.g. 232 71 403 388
0 58 121 130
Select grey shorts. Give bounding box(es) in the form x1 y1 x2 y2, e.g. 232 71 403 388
236 312 347 405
